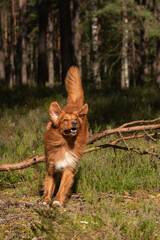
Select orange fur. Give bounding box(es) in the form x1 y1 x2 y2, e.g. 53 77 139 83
43 66 88 206
65 66 84 108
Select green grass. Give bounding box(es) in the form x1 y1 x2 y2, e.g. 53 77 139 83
76 148 160 196
0 85 160 239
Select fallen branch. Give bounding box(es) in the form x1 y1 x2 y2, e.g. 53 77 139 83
0 156 45 171
88 123 160 144
111 132 160 145
84 144 160 159
0 117 160 171
119 117 160 128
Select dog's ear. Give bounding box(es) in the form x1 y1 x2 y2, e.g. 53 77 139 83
49 102 63 126
75 103 88 116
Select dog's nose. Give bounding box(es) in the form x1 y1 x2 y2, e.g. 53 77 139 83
72 121 77 127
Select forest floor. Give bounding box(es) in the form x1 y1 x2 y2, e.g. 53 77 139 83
0 189 40 239
1 86 160 239
0 188 160 240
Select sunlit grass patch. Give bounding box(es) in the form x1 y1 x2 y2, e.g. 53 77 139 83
75 141 160 197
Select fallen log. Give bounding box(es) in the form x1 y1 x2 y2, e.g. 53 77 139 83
0 117 160 171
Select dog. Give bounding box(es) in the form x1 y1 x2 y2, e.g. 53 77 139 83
43 66 88 206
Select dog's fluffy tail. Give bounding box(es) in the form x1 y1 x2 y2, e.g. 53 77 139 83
65 66 84 108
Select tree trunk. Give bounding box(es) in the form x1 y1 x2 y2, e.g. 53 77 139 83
121 3 129 89
155 0 160 87
4 10 8 59
144 38 151 82
19 0 27 84
4 10 10 85
59 0 73 83
71 0 81 69
0 13 5 82
26 39 32 84
131 28 136 87
33 42 37 84
82 44 91 82
9 0 17 87
53 13 61 83
47 3 54 88
134 26 145 86
37 0 49 86
91 0 101 88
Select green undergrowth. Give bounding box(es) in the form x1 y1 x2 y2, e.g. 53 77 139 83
0 86 160 239
77 145 160 196
0 86 160 194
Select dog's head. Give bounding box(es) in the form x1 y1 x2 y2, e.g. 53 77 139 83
49 102 88 137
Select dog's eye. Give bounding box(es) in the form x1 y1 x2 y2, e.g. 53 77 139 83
63 119 68 122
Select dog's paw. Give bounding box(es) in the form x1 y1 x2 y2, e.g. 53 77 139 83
52 200 62 207
42 201 49 206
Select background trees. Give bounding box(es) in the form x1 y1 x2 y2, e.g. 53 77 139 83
0 0 160 89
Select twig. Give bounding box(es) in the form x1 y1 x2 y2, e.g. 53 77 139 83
143 130 157 142
118 131 130 151
84 143 160 159
119 117 160 128
111 132 160 145
145 145 160 152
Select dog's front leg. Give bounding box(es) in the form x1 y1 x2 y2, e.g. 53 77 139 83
53 168 74 206
43 172 56 204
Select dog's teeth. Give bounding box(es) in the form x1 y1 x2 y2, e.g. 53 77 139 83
71 129 77 133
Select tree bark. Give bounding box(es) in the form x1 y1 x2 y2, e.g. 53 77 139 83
131 27 136 87
71 0 81 69
59 0 73 83
0 156 45 171
155 0 160 87
19 0 27 84
0 13 5 82
121 3 129 89
135 27 145 86
37 0 49 86
88 117 160 144
47 2 54 88
91 0 101 88
9 0 17 87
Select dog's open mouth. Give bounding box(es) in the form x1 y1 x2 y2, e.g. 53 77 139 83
63 128 77 136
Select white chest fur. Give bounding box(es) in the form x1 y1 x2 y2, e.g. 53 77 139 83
55 151 79 171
